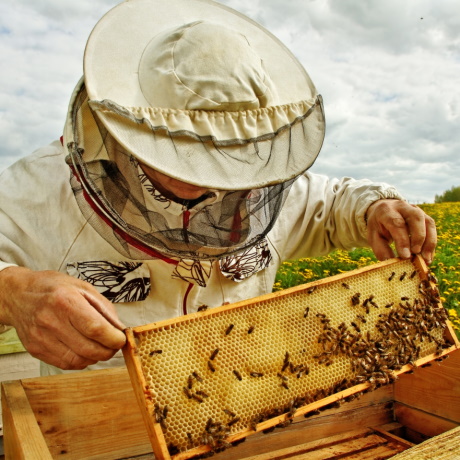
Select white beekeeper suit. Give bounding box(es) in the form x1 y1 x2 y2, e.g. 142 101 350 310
0 0 406 375
0 139 401 375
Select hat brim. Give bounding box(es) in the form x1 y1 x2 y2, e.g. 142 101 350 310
81 0 325 189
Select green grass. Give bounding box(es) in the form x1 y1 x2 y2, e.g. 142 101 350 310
274 202 460 338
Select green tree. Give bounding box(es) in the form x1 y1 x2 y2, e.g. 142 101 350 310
435 185 460 203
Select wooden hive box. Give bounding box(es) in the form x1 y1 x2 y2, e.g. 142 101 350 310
2 256 460 459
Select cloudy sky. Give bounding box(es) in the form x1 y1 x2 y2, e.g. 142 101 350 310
0 0 458 203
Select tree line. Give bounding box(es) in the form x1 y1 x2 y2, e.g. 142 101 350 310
435 185 460 203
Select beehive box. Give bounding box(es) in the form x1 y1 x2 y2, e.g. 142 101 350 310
122 256 459 460
2 329 460 458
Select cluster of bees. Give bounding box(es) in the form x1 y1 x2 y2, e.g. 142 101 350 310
315 270 450 390
183 371 209 403
166 413 243 457
153 267 452 458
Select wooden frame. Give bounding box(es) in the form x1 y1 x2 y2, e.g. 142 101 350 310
122 256 459 459
2 349 459 459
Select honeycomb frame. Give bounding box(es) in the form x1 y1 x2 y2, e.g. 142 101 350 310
123 256 459 460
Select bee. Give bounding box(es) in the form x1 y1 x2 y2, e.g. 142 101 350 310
400 272 407 281
356 314 367 323
401 296 410 301
153 403 163 419
351 322 361 333
281 381 289 390
344 394 357 403
247 325 255 334
186 432 194 448
410 270 417 279
207 361 216 372
197 304 209 312
225 324 234 335
210 348 220 361
195 390 209 398
351 293 361 306
148 350 163 357
249 418 258 431
304 409 321 418
192 371 203 382
328 401 342 409
223 409 236 417
342 282 350 289
168 444 179 455
388 271 396 281
233 370 242 381
297 365 309 378
277 372 288 381
384 302 394 309
205 418 214 432
281 357 290 372
199 432 214 447
192 393 204 403
250 372 264 378
154 403 167 429
227 416 240 427
187 375 194 389
183 387 193 399
276 418 292 429
307 286 317 294
283 351 290 363
303 306 310 318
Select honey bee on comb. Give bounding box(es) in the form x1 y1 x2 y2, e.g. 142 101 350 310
232 370 242 381
209 348 219 361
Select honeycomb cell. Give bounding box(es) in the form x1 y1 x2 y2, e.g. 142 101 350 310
128 258 451 455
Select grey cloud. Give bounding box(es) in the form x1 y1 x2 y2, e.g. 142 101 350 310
1 0 459 204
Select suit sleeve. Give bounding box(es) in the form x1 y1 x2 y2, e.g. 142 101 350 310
268 172 404 261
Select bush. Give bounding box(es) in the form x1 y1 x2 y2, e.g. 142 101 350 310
435 185 460 203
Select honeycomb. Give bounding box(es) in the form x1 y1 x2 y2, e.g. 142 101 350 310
123 256 456 459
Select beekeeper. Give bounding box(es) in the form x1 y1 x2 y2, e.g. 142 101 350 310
0 0 436 375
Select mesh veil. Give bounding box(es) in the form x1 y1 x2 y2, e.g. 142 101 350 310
65 85 305 261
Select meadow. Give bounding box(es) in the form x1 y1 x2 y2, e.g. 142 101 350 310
274 202 460 338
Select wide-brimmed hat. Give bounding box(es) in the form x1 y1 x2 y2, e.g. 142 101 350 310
74 0 325 190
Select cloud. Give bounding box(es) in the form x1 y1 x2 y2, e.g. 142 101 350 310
1 0 459 203
0 1 121 170
219 0 460 203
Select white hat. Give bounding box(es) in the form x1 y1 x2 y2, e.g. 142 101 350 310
79 0 325 189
